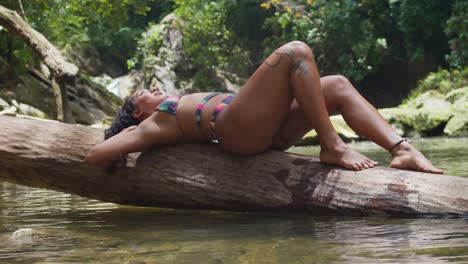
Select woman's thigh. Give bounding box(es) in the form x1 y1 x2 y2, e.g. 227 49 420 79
271 75 345 150
217 44 295 153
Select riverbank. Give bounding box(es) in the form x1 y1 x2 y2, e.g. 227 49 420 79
297 87 468 146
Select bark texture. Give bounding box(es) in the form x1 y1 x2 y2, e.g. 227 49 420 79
0 5 76 123
0 116 467 216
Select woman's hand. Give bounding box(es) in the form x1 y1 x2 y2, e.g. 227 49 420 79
84 116 178 167
84 126 138 167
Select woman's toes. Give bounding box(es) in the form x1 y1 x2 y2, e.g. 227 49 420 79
429 166 444 174
361 162 369 169
364 158 378 166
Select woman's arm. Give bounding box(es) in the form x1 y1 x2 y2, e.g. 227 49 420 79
84 117 177 167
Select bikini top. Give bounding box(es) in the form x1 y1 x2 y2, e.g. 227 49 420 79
156 93 222 128
155 95 183 116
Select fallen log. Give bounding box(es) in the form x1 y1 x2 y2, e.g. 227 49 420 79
0 115 466 216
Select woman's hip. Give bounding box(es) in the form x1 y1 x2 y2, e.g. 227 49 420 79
214 110 274 155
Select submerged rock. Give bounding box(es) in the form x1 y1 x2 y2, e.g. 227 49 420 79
8 228 37 245
5 227 76 249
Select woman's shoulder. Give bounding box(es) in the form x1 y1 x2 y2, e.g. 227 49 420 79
141 112 184 140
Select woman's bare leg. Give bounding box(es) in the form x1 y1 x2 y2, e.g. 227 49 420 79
219 41 374 170
272 75 444 174
284 42 375 170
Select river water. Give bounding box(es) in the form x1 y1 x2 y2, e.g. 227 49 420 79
0 137 467 263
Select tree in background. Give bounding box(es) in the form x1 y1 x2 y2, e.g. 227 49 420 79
260 0 458 80
0 0 172 79
173 0 268 89
1 0 466 106
445 0 467 69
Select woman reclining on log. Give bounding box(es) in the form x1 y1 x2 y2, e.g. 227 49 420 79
85 41 443 174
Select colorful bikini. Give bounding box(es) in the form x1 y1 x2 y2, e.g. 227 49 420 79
156 95 183 115
209 94 234 140
156 93 235 141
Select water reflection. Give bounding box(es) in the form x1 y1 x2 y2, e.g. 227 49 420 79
0 182 467 263
0 137 467 263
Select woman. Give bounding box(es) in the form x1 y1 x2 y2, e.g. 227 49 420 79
85 41 443 174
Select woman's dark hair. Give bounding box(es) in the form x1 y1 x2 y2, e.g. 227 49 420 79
104 96 140 140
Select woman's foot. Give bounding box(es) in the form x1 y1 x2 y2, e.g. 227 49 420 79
320 143 379 171
390 141 444 174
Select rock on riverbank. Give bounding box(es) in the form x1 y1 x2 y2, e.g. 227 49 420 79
298 87 468 145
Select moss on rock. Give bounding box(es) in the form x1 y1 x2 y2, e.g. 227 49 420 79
443 87 468 137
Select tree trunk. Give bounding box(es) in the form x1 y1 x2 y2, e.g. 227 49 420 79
0 5 76 123
0 116 467 217
51 79 64 121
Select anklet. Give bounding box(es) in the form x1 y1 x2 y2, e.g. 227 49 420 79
389 138 407 152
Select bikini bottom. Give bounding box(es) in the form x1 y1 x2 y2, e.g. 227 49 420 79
208 94 235 142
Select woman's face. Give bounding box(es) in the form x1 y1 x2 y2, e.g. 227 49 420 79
131 88 166 121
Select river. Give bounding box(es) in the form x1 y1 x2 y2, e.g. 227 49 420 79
1 137 467 263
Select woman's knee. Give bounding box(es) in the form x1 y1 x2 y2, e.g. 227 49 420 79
325 75 354 97
284 40 315 60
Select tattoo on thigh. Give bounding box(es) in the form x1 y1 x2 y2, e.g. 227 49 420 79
264 48 309 75
264 48 295 68
291 59 309 75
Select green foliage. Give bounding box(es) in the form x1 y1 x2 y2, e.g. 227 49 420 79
260 0 458 82
127 23 163 70
174 0 233 68
445 0 468 68
396 0 452 62
0 22 35 76
408 67 468 99
173 0 251 88
261 0 398 81
1 0 466 99
0 0 171 78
